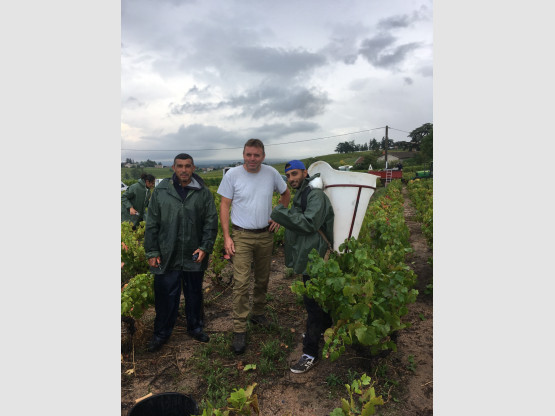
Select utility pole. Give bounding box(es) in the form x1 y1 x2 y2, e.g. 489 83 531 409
385 125 389 169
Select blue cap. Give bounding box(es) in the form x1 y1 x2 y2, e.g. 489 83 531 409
284 160 306 173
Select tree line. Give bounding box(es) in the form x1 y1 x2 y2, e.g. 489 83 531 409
121 158 161 168
335 123 433 159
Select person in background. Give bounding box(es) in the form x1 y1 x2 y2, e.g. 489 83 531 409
144 153 218 352
270 160 334 374
121 173 156 229
217 138 290 355
396 161 403 171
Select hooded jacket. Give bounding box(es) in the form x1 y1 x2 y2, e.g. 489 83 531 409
121 178 151 225
144 174 218 274
270 174 334 274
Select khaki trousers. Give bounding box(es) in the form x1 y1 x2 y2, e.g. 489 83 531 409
231 229 274 332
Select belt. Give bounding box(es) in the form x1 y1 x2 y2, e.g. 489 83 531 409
232 224 270 233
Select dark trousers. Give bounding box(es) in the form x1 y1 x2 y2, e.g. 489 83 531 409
302 274 333 358
153 270 205 340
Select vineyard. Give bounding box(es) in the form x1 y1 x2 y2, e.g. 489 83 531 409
121 178 433 416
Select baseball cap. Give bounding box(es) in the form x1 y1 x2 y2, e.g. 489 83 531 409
284 160 306 173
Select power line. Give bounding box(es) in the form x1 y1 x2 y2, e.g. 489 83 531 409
121 127 387 152
388 127 412 135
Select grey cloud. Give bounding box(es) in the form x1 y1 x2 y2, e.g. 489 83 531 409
169 101 223 115
359 33 396 59
377 5 432 30
144 124 244 152
321 23 368 65
184 85 212 99
248 121 320 140
404 77 413 85
229 86 331 119
169 85 221 115
232 46 327 77
359 34 420 69
376 42 421 68
124 97 145 108
377 15 412 30
170 85 331 120
343 54 358 65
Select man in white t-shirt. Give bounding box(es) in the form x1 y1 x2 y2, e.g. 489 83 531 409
217 138 290 354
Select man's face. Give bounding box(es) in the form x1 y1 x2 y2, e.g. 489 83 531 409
243 145 265 173
172 158 195 185
286 169 307 189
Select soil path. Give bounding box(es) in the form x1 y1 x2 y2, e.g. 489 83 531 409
121 185 433 415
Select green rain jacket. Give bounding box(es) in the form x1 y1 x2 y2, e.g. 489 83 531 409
271 174 334 274
144 174 218 274
121 178 151 225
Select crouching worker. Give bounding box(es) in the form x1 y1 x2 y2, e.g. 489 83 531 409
144 153 218 352
270 160 334 374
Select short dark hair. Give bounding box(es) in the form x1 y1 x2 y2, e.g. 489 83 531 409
243 138 265 155
173 153 194 165
141 173 156 182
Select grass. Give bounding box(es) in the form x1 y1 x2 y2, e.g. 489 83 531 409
407 355 416 373
325 373 343 387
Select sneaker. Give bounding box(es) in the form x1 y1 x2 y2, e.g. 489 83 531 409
232 332 246 355
290 354 318 374
249 314 271 328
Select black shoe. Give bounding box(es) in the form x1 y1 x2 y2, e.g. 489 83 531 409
232 332 246 355
188 330 210 343
249 314 271 328
147 336 167 352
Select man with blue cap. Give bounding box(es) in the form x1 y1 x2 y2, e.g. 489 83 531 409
271 159 334 374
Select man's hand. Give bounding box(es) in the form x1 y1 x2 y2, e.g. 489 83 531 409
130 207 138 216
148 256 161 267
224 235 236 256
268 219 280 232
192 249 206 263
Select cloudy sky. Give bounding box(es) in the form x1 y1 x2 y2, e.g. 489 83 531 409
121 0 433 165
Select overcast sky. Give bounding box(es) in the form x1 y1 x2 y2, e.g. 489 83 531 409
121 0 433 165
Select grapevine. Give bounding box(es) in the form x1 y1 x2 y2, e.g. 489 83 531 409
292 180 418 360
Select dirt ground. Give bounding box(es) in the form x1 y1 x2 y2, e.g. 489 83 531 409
121 185 433 415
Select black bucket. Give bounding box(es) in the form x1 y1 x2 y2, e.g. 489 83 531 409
127 392 199 416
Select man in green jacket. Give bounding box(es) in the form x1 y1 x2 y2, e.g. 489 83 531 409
271 160 334 374
144 153 218 352
121 173 155 229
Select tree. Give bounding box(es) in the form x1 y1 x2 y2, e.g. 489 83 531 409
396 140 412 151
335 140 356 153
369 138 380 151
142 159 157 168
353 154 378 170
380 137 394 150
420 130 433 161
408 123 433 151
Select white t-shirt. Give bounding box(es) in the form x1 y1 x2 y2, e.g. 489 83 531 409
217 164 287 229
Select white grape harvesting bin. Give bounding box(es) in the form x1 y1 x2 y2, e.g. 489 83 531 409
307 161 379 252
